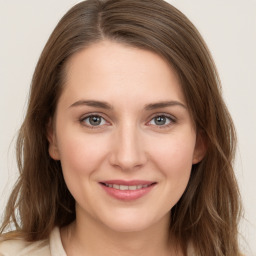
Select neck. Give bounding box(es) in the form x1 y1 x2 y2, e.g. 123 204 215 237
61 209 179 256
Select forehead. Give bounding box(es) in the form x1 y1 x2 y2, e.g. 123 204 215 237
60 40 186 107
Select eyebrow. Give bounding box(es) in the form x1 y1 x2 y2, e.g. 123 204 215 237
69 100 186 110
69 100 113 110
144 101 186 110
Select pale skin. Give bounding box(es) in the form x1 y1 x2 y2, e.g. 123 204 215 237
48 40 206 256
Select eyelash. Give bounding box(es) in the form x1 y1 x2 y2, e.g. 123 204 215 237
80 113 109 129
147 114 176 128
79 113 176 129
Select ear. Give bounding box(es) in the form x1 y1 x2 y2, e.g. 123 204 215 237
47 118 60 160
192 131 207 164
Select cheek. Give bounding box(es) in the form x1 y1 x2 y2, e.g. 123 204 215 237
56 132 110 208
150 134 196 207
149 132 196 177
57 130 110 175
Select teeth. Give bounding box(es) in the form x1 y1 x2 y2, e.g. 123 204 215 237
105 183 151 190
120 185 128 190
129 185 137 191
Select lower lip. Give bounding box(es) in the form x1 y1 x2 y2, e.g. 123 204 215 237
100 183 155 201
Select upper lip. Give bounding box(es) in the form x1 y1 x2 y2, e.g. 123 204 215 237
99 180 156 186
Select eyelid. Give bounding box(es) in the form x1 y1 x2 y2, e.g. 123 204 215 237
79 112 111 128
146 113 177 127
78 112 177 129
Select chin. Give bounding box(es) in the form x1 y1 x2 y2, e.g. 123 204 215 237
105 220 152 233
99 210 169 234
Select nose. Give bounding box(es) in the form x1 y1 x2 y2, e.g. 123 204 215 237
109 123 147 171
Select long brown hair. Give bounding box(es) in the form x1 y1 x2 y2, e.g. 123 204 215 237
1 0 241 255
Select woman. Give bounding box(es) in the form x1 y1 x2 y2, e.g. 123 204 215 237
0 0 242 255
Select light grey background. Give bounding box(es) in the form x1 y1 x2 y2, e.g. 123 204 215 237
0 1 255 255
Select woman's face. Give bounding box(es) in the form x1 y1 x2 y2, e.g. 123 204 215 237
48 40 205 233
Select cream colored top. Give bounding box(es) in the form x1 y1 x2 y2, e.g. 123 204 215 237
0 227 195 255
0 227 66 256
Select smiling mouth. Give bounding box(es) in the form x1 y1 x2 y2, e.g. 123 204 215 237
100 183 155 191
99 181 156 200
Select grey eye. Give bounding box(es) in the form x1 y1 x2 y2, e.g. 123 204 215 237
149 115 172 126
155 116 167 125
83 115 107 126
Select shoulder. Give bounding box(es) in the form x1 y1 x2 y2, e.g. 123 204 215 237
0 238 50 256
0 227 65 256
